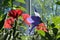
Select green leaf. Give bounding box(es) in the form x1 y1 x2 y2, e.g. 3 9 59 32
56 1 60 5
2 0 10 6
8 0 12 7
51 23 55 28
15 0 25 4
45 32 53 40
2 0 14 7
13 4 27 12
57 38 60 40
52 28 58 36
52 16 60 28
13 20 17 39
21 36 29 40
37 30 45 36
20 6 27 12
0 14 4 21
55 24 60 28
56 32 60 39
3 32 8 40
57 35 60 39
16 6 27 12
0 14 7 30
13 5 17 7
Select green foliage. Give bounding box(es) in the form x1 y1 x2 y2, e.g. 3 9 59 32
0 14 4 21
8 0 15 7
37 30 45 37
2 0 26 12
56 1 60 5
56 34 60 40
0 14 7 30
52 28 58 36
19 6 27 12
45 32 53 40
15 6 27 12
2 0 10 6
52 16 60 28
21 36 29 40
2 0 14 7
15 0 25 4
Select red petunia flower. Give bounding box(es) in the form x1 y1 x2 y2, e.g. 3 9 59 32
8 9 23 18
4 17 14 29
36 23 48 32
22 14 31 26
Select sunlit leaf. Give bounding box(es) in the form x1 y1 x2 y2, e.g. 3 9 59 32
37 30 45 37
13 6 27 12
52 16 60 28
0 14 4 21
15 0 25 4
8 0 12 7
18 6 27 12
57 35 60 39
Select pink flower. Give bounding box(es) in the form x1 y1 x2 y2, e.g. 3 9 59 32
36 23 48 32
22 14 31 26
4 17 14 29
